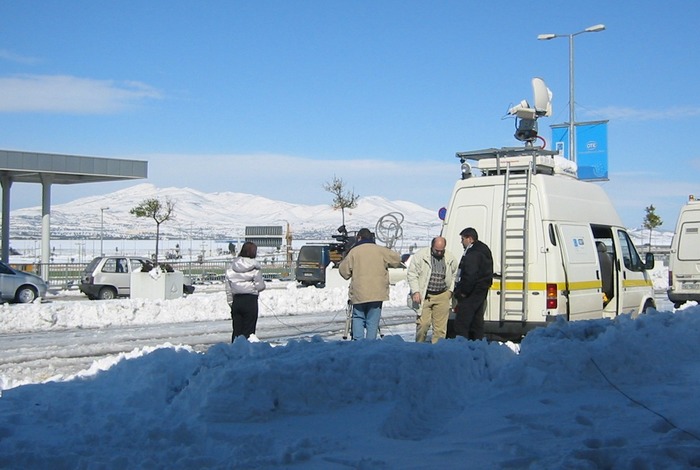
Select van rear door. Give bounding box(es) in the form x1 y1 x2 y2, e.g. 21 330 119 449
555 223 603 320
674 215 700 290
668 203 700 306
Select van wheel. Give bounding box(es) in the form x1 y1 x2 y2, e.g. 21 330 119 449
15 286 38 303
642 299 655 314
98 287 118 300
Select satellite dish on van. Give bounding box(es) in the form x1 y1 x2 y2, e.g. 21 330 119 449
532 77 552 117
508 77 553 143
508 77 552 119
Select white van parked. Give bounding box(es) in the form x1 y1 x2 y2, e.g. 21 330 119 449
441 146 655 341
667 195 700 307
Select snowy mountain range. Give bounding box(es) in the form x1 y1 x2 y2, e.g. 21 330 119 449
9 183 443 242
9 182 674 247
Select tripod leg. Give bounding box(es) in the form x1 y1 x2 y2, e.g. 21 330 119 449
342 300 352 340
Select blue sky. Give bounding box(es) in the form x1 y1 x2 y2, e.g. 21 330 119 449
0 1 698 230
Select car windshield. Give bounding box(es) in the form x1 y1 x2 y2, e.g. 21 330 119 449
0 261 14 275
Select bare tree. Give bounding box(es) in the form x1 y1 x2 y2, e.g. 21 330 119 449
323 176 359 227
130 198 175 262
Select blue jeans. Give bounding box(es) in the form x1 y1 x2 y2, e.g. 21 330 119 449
352 301 383 340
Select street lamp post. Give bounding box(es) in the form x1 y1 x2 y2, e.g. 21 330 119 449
100 207 109 256
538 24 605 164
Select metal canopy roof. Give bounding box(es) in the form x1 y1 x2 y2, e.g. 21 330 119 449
0 149 148 272
0 149 148 184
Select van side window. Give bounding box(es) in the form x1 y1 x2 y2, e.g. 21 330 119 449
617 230 643 272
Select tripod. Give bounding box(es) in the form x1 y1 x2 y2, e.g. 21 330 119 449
342 300 383 340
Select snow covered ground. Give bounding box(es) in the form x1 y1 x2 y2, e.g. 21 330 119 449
1 264 699 468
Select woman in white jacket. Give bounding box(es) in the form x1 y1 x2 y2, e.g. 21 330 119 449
225 241 266 341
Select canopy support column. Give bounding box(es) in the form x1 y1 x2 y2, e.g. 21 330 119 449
1 173 12 263
40 175 53 280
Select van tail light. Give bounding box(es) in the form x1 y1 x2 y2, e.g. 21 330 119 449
546 283 558 309
668 270 672 286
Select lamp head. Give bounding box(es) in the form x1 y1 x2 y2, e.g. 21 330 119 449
537 33 556 40
585 24 605 33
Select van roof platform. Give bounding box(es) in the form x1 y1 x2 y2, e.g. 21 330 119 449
456 146 559 160
456 146 577 178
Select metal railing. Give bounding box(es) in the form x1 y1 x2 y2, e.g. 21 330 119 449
29 260 293 290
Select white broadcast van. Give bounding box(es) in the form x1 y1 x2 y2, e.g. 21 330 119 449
667 195 700 307
441 146 656 341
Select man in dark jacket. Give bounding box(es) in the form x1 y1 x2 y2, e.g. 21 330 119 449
453 227 493 340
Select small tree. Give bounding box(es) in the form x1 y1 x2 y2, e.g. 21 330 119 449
323 176 359 227
130 197 175 263
643 204 662 247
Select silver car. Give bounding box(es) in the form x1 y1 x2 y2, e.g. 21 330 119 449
0 261 48 303
79 256 150 300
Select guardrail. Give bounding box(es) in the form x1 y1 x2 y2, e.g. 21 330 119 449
22 242 671 290
32 260 293 290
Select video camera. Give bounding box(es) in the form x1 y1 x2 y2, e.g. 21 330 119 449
330 225 357 258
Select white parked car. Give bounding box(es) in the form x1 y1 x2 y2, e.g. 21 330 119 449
79 256 195 300
79 256 150 300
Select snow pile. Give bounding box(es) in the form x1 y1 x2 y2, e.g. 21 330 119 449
0 280 410 334
1 266 698 468
0 308 699 466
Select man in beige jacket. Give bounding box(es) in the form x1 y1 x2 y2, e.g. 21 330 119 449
339 228 403 340
407 236 459 343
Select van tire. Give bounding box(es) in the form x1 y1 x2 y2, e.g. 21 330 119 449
642 299 656 314
98 287 118 300
15 286 38 304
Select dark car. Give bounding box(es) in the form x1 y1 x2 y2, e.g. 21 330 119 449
295 245 331 288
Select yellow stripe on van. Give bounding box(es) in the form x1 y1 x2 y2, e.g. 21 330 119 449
623 279 653 287
492 280 602 291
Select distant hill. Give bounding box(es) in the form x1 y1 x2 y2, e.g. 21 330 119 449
9 183 674 248
10 183 443 242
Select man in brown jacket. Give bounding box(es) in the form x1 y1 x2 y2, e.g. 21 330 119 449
339 228 403 340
